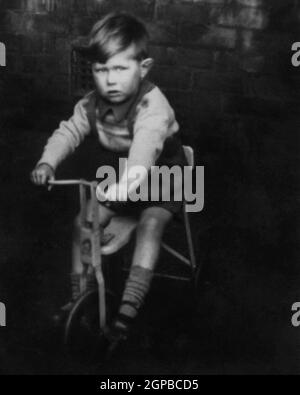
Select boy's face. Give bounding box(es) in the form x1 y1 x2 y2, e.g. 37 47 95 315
91 44 152 104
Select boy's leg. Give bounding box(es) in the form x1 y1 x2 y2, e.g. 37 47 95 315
72 201 116 274
112 206 172 336
71 202 116 300
53 202 116 323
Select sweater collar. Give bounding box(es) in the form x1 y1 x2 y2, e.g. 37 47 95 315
98 95 135 123
97 79 154 123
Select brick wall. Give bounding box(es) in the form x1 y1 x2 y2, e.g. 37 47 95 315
0 0 299 139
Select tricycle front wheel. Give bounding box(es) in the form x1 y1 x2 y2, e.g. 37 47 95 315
64 288 118 361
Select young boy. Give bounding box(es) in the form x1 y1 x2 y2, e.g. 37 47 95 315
31 13 186 353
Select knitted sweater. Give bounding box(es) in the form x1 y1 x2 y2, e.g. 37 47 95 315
37 80 180 178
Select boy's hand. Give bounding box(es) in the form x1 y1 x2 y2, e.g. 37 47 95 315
30 163 55 189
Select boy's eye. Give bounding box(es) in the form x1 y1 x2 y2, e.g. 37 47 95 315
114 66 127 72
94 67 107 73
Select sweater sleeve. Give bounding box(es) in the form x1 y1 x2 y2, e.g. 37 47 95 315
37 93 93 170
124 88 179 182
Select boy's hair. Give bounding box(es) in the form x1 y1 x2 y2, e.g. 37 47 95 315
80 12 149 63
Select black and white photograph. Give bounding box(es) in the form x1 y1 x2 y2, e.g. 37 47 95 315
0 0 299 377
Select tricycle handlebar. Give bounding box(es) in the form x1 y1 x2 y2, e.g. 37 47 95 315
48 179 94 187
48 179 107 202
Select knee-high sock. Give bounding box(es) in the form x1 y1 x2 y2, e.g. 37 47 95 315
114 265 154 333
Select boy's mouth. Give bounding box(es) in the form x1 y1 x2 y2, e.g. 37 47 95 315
107 90 121 96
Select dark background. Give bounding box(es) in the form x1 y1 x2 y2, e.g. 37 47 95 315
0 0 299 374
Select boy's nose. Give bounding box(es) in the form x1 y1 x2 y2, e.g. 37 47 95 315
106 70 117 85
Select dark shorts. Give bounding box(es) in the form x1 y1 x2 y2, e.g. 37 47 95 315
104 196 183 218
87 135 187 217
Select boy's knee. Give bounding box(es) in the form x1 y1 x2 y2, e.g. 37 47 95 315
138 210 171 237
73 204 113 230
98 203 115 228
138 216 160 232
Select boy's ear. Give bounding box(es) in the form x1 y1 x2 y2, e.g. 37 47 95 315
140 58 154 78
